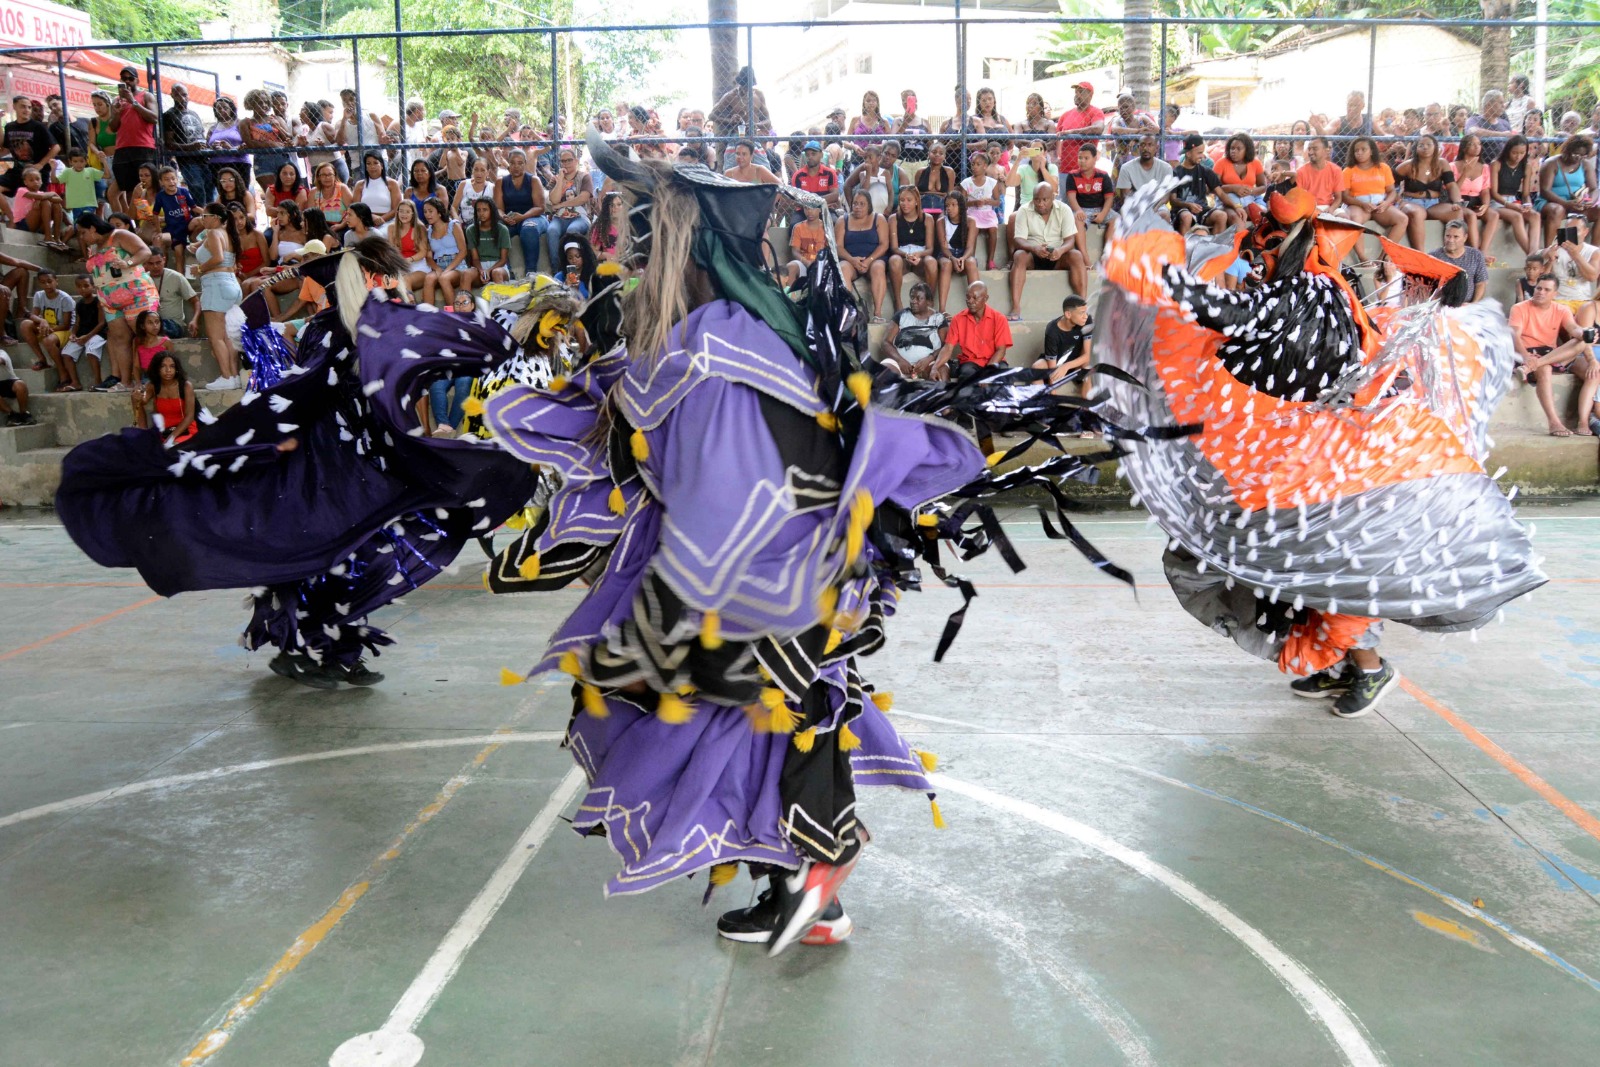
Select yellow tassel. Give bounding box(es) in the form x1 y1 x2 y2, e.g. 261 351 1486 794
518 551 541 580
461 396 485 418
915 512 939 528
817 586 838 626
985 450 1006 468
917 749 938 772
839 723 861 750
581 683 609 718
709 862 738 886
480 569 490 590
759 687 786 711
499 667 525 686
630 429 649 461
757 663 772 681
700 610 723 649
656 691 694 724
608 485 626 515
793 728 817 752
767 701 799 734
558 651 582 677
930 799 947 829
816 410 840 432
871 690 893 711
824 629 843 654
595 260 624 278
547 375 569 393
846 370 873 410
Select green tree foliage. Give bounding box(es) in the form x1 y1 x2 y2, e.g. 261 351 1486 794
62 0 225 51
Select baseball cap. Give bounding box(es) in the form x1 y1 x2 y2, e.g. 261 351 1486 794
438 108 460 120
300 239 328 256
1074 80 1094 91
803 139 822 151
1182 132 1205 151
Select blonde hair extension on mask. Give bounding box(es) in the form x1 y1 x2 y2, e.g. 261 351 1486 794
620 168 704 366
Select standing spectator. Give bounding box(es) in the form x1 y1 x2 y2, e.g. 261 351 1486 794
1036 294 1092 387
1430 219 1488 302
1106 92 1158 161
76 214 158 394
354 150 402 226
1545 213 1600 328
897 90 931 163
1453 133 1497 252
1170 133 1232 236
1466 90 1514 164
0 348 35 424
2 95 57 202
421 197 469 306
397 99 429 175
972 88 1009 137
1312 90 1371 167
243 89 295 201
206 99 251 196
1504 74 1540 135
793 140 841 214
936 189 979 310
87 91 117 209
299 100 343 184
162 85 212 205
1158 104 1184 163
914 141 955 217
1115 134 1174 207
152 166 199 272
388 199 431 298
887 186 938 313
1490 134 1541 256
837 188 890 321
56 274 105 391
878 281 947 376
1510 273 1594 435
544 148 593 269
338 89 382 174
960 152 1002 270
848 91 892 153
1063 143 1111 261
1055 82 1106 171
20 269 74 384
1539 136 1598 246
307 161 353 238
1339 136 1408 242
1016 93 1055 138
1449 104 1471 138
929 280 1011 384
495 148 546 274
108 67 157 200
707 66 771 139
1395 134 1464 247
1009 183 1084 319
193 203 245 390
145 251 198 339
467 198 512 288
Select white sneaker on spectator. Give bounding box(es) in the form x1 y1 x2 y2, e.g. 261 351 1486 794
431 425 457 439
204 376 239 391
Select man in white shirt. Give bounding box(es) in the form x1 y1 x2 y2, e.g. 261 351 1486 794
398 98 428 174
1008 183 1086 317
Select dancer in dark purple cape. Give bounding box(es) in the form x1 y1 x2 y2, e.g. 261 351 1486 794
56 239 540 688
480 132 1152 955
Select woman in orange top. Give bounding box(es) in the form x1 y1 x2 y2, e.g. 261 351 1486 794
1215 133 1266 224
781 201 828 288
1339 136 1408 242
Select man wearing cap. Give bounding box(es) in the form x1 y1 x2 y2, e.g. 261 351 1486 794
1055 81 1106 171
791 139 840 214
1430 219 1488 303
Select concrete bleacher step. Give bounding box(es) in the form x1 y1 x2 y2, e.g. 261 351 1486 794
0 420 56 459
28 387 245 449
0 444 69 507
7 337 223 396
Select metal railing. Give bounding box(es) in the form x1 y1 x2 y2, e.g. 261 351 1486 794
0 13 1593 181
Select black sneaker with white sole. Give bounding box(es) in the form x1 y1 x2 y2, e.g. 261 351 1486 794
1331 660 1399 718
1289 665 1349 700
716 886 849 945
341 661 385 686
269 652 341 690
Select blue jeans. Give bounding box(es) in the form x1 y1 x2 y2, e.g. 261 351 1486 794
511 217 549 274
179 162 213 205
429 376 475 429
545 215 591 273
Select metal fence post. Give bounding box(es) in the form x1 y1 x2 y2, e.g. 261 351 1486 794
353 36 364 162
151 45 164 167
955 0 967 180
1366 24 1377 135
550 29 560 146
394 0 406 134
54 48 67 156
1157 20 1168 162
744 22 754 155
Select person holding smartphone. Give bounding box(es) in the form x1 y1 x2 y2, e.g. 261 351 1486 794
1546 212 1600 329
108 67 158 203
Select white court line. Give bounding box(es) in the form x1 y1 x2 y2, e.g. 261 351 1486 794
328 767 587 1067
0 733 564 831
933 772 1385 1067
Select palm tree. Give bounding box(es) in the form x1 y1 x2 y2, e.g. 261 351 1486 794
709 0 738 107
1122 0 1155 108
1479 0 1515 96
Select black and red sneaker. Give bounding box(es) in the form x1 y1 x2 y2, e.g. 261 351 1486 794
716 888 851 946
767 855 859 957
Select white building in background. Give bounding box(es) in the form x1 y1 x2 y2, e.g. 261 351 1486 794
1163 24 1481 130
758 0 1107 134
162 20 395 116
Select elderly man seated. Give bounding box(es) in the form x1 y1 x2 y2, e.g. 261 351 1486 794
1007 182 1086 321
917 278 1011 383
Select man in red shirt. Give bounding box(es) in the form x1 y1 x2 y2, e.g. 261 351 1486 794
923 279 1012 382
790 139 839 210
1055 82 1106 170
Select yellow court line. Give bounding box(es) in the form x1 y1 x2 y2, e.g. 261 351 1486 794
0 595 161 662
177 732 513 1066
1401 677 1600 847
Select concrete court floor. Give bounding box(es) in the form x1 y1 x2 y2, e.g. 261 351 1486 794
2 503 1600 1067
